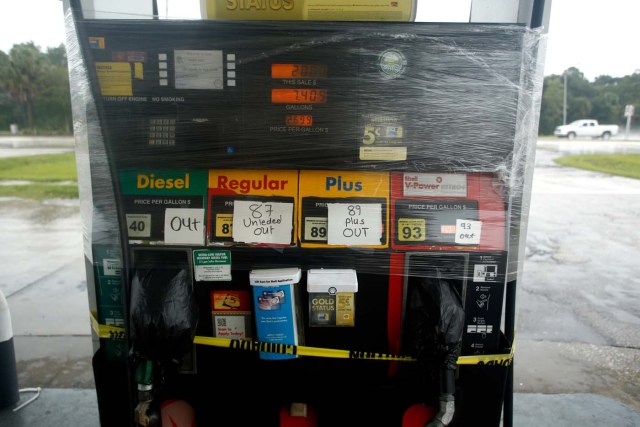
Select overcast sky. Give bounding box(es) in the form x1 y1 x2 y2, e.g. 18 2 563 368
1 0 638 81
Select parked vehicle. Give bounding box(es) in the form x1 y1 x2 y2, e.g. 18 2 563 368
554 119 619 140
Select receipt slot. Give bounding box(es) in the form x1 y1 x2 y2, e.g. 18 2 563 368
66 3 545 425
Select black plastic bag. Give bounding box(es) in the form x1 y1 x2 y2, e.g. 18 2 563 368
129 265 199 365
407 274 464 371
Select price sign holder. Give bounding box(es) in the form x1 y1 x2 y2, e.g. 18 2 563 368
298 170 389 248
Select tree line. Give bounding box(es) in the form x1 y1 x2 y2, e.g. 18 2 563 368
1 43 638 136
0 43 71 134
539 67 640 135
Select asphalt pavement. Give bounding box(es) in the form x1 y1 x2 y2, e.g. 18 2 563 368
0 136 639 426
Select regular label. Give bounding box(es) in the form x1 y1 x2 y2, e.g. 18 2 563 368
327 203 382 246
164 208 205 245
304 217 328 241
126 214 151 238
455 219 482 245
232 200 293 245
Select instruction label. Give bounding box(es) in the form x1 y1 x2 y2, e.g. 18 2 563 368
96 62 133 96
194 250 231 281
94 246 126 361
175 50 223 90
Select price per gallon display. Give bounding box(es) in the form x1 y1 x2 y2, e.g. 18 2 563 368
393 199 479 246
285 114 313 126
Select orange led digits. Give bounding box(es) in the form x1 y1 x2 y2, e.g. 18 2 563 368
272 89 327 104
285 115 313 126
272 64 327 79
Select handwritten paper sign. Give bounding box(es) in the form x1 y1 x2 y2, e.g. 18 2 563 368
232 200 293 245
455 219 482 245
327 203 382 246
164 208 205 245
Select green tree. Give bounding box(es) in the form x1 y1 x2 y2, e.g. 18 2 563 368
539 75 564 134
0 43 50 130
46 45 68 68
0 51 18 130
539 67 640 134
39 44 72 132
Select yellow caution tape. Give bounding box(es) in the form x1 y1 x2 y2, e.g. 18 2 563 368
90 311 126 340
457 342 515 366
193 335 415 361
89 312 514 365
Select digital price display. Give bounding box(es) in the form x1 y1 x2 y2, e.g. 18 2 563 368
272 89 327 104
272 64 328 79
285 115 313 126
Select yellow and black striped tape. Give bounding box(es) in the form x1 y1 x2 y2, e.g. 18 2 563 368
89 312 514 365
193 335 416 361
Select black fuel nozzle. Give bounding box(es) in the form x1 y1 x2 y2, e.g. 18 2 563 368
407 273 464 427
128 256 199 426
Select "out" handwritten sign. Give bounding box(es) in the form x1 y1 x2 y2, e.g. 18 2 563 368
327 203 382 246
232 200 293 245
455 219 482 245
164 208 205 245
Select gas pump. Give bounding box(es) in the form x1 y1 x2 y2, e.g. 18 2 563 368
65 1 547 426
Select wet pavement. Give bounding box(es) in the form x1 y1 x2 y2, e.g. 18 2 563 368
514 138 640 412
0 137 639 423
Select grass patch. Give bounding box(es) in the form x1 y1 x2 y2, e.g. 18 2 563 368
0 152 77 181
0 153 78 200
0 184 79 200
554 154 640 180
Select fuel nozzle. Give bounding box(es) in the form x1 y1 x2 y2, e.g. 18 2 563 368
133 358 160 427
128 257 199 426
407 273 464 427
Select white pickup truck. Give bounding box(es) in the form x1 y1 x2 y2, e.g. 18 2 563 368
554 119 619 140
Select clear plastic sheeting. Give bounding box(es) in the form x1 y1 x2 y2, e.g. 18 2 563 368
64 2 545 425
